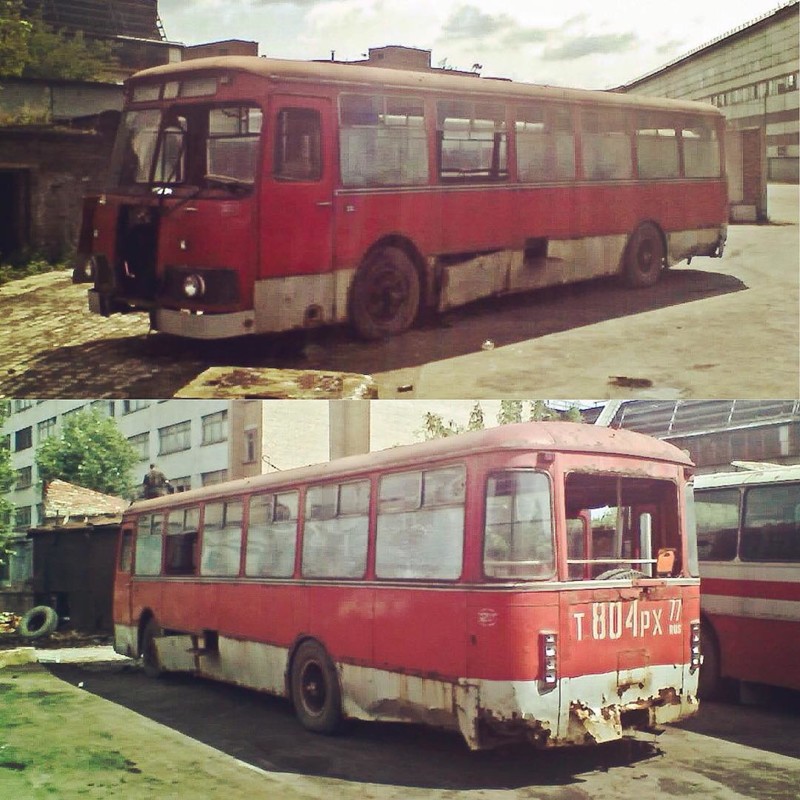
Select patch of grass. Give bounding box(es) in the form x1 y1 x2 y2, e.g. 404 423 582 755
0 250 71 286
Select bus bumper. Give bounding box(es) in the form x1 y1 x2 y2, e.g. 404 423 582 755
152 308 256 339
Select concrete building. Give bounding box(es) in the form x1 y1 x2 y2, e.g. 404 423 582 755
2 399 233 533
618 1 799 220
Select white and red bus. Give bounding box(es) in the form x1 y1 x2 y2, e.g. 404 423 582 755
79 56 727 340
113 422 701 749
693 465 800 697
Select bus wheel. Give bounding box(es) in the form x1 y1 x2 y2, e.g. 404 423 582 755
291 640 342 734
350 246 421 340
141 618 164 679
622 222 665 288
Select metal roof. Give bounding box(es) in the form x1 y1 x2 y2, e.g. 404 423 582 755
128 421 692 514
132 56 723 116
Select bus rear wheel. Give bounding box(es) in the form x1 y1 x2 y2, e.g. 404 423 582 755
141 618 164 679
291 640 342 734
622 222 665 288
350 246 421 340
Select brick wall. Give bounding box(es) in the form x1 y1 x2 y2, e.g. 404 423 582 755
0 125 116 261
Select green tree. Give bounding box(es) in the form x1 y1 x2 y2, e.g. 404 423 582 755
421 401 587 440
497 400 524 426
23 18 118 81
0 2 117 80
36 409 137 497
0 400 15 564
0 0 32 77
419 411 463 440
467 402 485 431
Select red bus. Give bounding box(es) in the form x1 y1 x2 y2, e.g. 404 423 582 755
78 56 727 340
694 465 800 697
113 422 701 749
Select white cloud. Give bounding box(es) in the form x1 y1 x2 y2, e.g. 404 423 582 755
157 0 786 89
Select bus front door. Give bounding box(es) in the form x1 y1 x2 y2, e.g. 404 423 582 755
261 96 335 281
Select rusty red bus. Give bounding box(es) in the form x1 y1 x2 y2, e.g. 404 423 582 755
694 465 800 697
113 422 701 749
79 56 727 340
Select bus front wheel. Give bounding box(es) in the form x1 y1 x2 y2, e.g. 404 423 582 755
291 640 343 734
622 222 665 288
350 246 421 340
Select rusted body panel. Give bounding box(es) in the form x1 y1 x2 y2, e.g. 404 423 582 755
112 422 699 749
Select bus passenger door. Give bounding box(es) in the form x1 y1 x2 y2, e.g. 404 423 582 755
113 525 136 656
261 96 335 279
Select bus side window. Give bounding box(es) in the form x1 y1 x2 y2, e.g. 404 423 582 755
164 506 199 576
274 108 322 182
303 481 370 579
134 514 163 576
245 491 298 577
119 529 134 573
375 466 466 580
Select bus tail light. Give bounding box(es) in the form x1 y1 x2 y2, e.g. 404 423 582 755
540 632 558 687
689 622 701 672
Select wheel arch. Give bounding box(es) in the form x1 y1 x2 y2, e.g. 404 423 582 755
356 233 430 307
622 219 668 268
137 608 156 657
284 634 341 698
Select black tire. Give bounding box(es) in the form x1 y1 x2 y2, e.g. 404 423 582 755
622 222 665 288
350 246 421 340
18 606 58 639
698 621 721 700
141 618 163 679
290 640 342 734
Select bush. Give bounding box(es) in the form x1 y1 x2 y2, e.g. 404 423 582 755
0 250 69 286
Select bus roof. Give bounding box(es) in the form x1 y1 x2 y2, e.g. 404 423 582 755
695 464 800 489
131 56 721 117
129 421 692 513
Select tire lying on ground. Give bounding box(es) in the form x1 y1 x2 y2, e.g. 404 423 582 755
18 605 59 639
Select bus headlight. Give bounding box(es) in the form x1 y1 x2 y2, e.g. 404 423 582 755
540 632 558 687
690 622 701 673
182 274 206 299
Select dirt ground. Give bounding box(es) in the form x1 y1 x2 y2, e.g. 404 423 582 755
2 654 799 800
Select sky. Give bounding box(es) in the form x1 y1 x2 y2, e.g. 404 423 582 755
156 0 789 90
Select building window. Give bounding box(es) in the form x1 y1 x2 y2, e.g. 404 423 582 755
14 427 32 452
15 466 32 490
37 417 57 442
244 428 258 463
90 400 115 417
127 431 150 461
201 410 228 445
13 400 33 412
201 469 228 487
171 476 192 493
158 420 191 455
122 400 152 414
14 506 32 530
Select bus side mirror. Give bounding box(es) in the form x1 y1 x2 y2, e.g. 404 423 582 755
656 548 676 577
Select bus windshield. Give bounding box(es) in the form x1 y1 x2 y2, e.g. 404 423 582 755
109 104 263 191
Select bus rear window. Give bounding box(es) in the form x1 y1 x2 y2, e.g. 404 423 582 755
564 474 680 579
